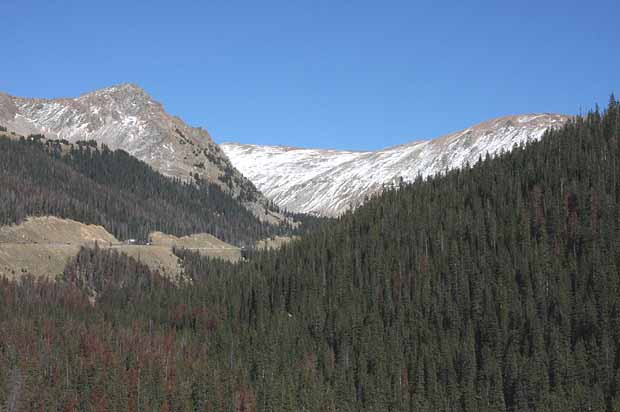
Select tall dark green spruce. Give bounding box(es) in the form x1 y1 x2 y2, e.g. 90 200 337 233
1 98 620 411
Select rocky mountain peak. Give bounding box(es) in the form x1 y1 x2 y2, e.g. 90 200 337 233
81 83 159 110
0 85 283 224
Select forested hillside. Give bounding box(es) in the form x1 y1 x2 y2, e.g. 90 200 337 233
1 98 620 411
0 136 316 246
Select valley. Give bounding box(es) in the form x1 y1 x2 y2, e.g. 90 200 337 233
1 101 619 410
1 85 618 411
3 2 618 410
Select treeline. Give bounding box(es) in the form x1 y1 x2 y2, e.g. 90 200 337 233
0 136 317 246
2 98 620 411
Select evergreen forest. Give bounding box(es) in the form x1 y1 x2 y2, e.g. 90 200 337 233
0 136 319 246
1 99 620 411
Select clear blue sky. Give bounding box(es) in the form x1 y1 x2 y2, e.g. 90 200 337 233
1 1 618 150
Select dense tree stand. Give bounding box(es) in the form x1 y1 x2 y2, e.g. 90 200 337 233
1 98 620 410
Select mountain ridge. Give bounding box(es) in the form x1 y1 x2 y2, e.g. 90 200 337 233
0 83 284 223
222 113 570 216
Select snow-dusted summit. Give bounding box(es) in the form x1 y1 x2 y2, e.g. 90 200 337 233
0 84 280 221
222 114 570 216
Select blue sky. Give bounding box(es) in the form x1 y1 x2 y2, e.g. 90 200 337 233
1 1 619 150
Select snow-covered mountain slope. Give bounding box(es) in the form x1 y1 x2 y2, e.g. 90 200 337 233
0 84 281 222
222 114 570 216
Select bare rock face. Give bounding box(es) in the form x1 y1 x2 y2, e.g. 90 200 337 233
0 83 262 204
222 114 570 216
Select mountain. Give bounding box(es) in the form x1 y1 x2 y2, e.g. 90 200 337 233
222 113 570 216
0 136 299 246
0 84 280 222
2 99 618 411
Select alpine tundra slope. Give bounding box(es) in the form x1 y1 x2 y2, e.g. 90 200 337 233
222 114 569 216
